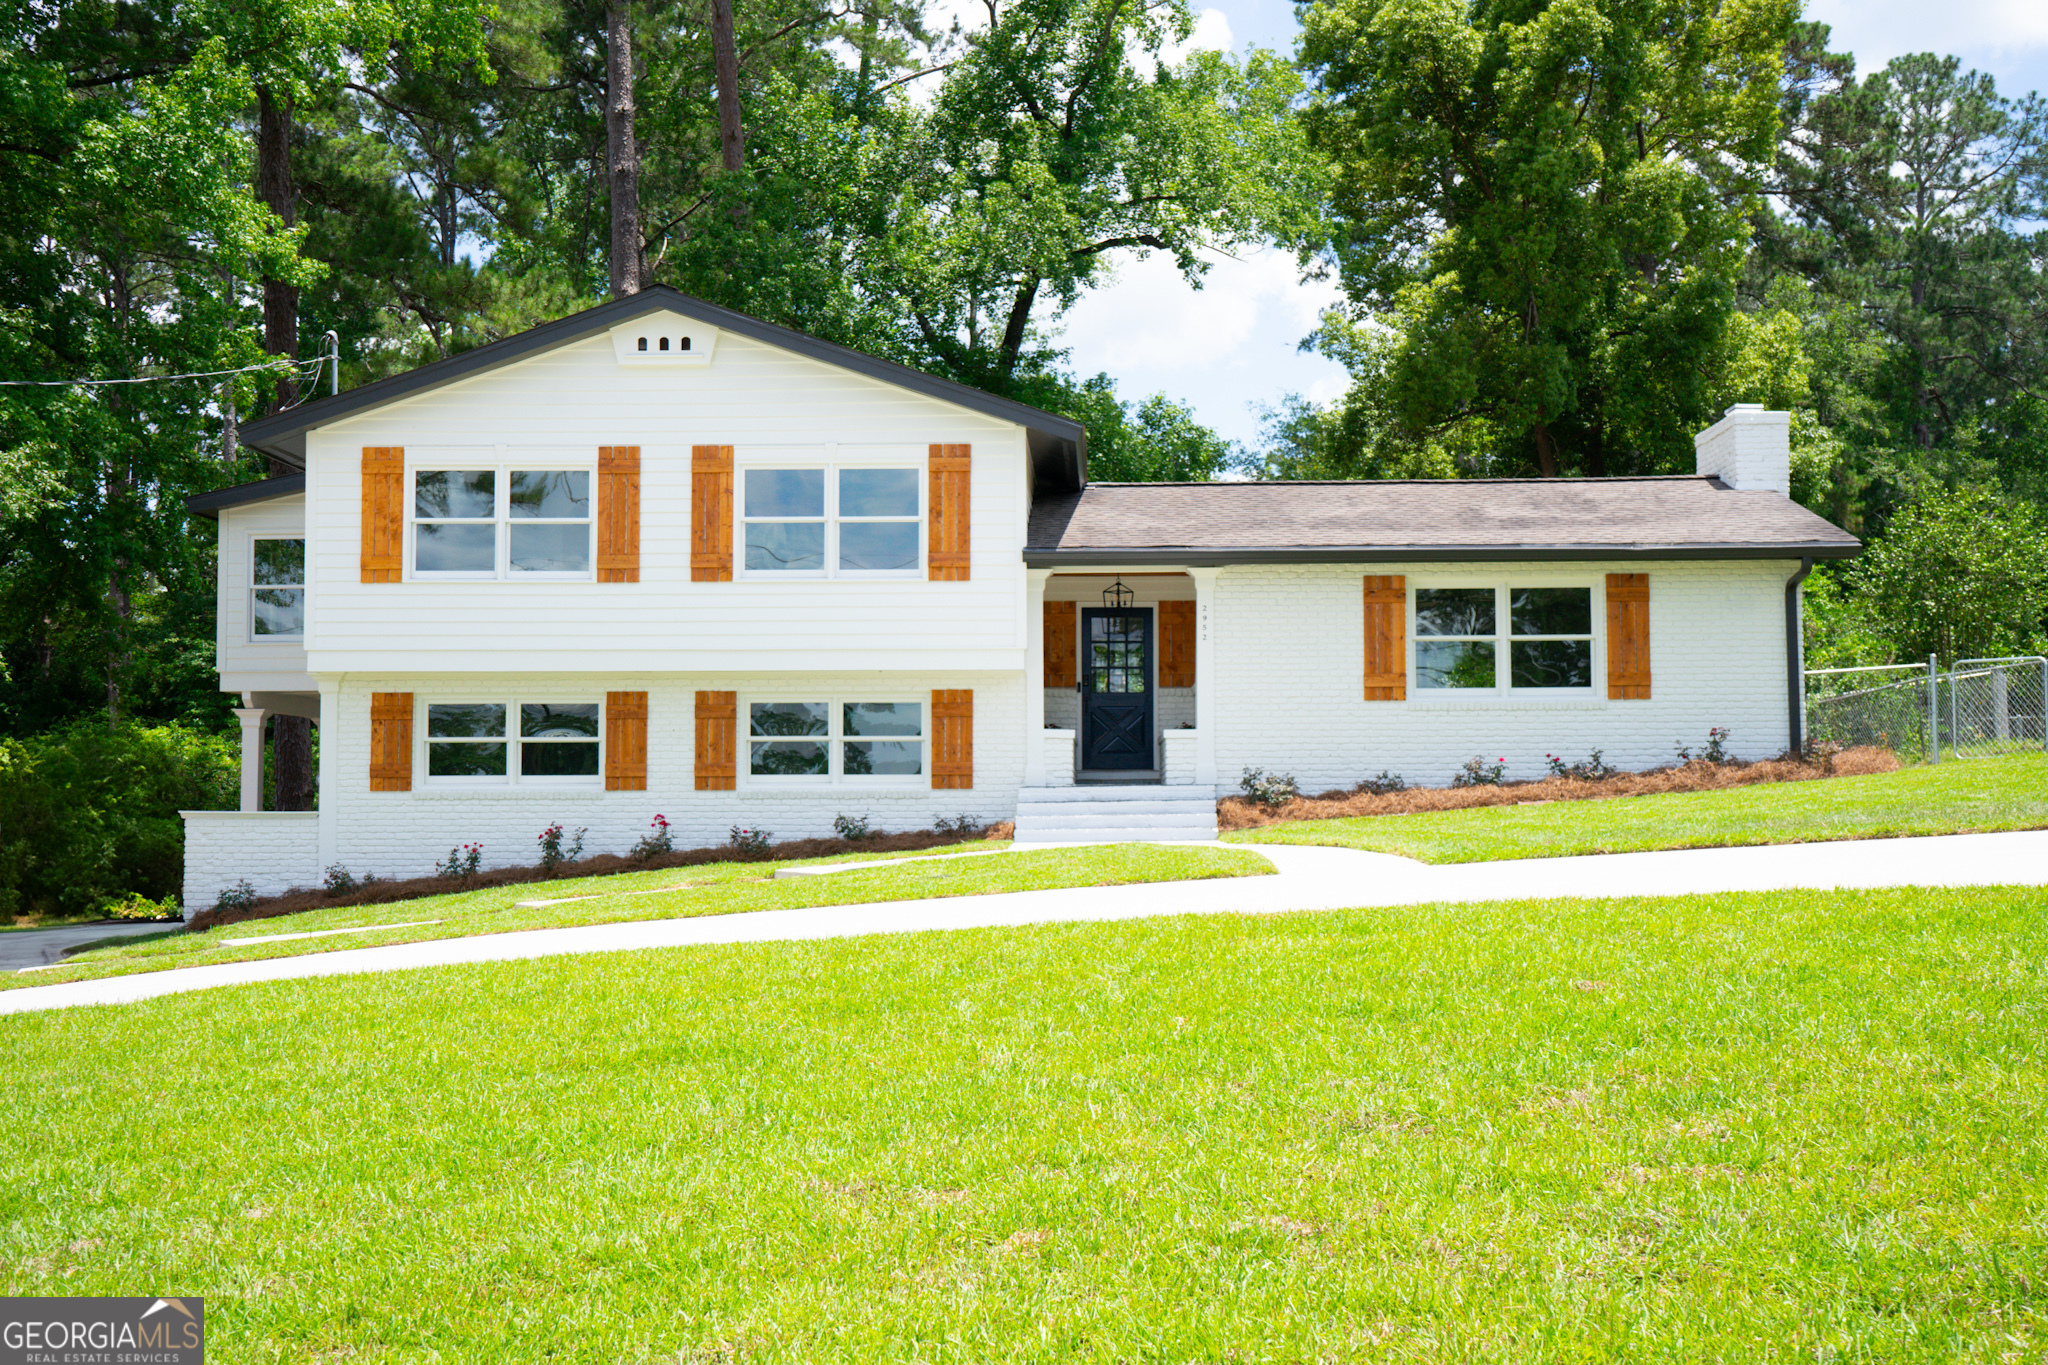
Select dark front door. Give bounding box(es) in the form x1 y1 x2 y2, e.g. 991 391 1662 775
1081 607 1154 771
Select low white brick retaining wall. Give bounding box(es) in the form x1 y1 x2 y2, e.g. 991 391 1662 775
1162 729 1198 785
180 811 321 914
1040 729 1076 785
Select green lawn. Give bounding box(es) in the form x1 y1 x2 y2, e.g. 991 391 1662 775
6 843 1270 993
1227 751 2048 862
3 883 2042 1359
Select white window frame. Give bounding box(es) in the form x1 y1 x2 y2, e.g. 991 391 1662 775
1410 579 1602 697
739 694 928 788
735 452 925 581
248 533 305 641
417 695 606 789
406 449 597 582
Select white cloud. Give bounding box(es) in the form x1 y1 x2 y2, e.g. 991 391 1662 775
1805 0 2048 88
1160 8 1236 65
1056 246 1348 445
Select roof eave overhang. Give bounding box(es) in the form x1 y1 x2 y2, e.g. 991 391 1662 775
185 473 307 520
235 287 1088 489
1023 542 1863 567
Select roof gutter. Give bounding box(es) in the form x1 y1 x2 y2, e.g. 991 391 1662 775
1023 543 1863 567
1785 556 1814 755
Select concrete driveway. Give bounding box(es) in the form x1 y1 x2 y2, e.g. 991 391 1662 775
3 829 2045 1017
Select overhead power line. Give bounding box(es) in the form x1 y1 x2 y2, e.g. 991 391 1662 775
0 331 341 400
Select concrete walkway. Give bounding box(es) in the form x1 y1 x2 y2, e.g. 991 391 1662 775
4 830 2045 1018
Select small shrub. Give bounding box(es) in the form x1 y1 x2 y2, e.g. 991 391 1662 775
537 823 587 874
1545 749 1615 781
1676 727 1735 765
1358 770 1406 795
100 891 179 921
1239 766 1299 808
438 843 482 881
932 813 984 835
212 879 258 916
1800 737 1844 773
1451 756 1507 788
729 825 771 853
322 863 357 896
833 812 873 841
630 815 674 862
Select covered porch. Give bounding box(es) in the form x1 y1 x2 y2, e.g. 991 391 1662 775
1024 567 1219 790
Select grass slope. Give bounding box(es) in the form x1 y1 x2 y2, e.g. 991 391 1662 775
1227 751 2048 862
5 884 2045 1360
7 843 1269 993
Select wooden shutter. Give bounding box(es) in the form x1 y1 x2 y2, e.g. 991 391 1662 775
1043 600 1076 688
1158 600 1196 688
932 689 974 789
1606 573 1652 699
691 446 734 582
605 691 648 790
695 690 737 790
927 444 971 581
369 692 413 791
361 447 404 583
597 446 641 583
1362 575 1407 701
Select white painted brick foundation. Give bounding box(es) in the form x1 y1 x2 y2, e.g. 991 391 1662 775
1208 560 1801 795
1162 729 1198 785
314 671 1024 881
180 812 321 912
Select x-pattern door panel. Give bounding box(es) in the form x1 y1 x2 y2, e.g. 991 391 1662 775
1081 608 1153 771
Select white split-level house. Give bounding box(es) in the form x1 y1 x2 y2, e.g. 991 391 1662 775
181 285 1861 909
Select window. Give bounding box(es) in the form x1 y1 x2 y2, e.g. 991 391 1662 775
424 700 601 784
1414 586 1594 691
747 699 923 782
413 465 592 578
251 537 304 637
741 464 921 576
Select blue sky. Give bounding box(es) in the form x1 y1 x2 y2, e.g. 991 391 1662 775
1035 0 2048 448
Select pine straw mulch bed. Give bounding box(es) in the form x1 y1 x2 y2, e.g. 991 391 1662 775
186 821 1017 933
1216 747 1902 831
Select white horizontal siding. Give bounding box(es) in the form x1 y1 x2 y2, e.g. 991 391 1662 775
303 331 1030 672
216 497 315 694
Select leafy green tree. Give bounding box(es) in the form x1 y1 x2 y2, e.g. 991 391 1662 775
1847 487 2048 664
1056 377 1235 482
1298 0 1794 476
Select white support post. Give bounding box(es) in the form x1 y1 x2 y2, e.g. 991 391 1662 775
315 677 340 873
1190 566 1219 789
232 706 266 812
1024 568 1050 786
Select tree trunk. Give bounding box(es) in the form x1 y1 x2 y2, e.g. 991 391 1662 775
605 0 642 298
711 0 744 173
256 82 315 809
1531 422 1559 478
256 86 300 418
995 277 1040 385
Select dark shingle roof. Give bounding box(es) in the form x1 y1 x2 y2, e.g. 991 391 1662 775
1026 477 1860 564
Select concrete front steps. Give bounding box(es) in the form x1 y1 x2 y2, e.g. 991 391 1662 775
1012 785 1219 844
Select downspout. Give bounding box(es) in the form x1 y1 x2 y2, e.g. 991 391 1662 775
1785 557 1814 755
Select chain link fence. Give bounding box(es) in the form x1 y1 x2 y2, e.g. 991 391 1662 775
1806 657 2048 763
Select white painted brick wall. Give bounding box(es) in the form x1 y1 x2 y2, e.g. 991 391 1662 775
317 671 1023 879
1163 730 1198 785
1210 560 1800 795
180 812 321 911
1040 731 1075 786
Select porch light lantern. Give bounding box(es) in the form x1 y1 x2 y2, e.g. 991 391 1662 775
1102 577 1134 611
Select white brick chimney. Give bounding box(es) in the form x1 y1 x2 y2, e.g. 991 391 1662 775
1694 404 1790 496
